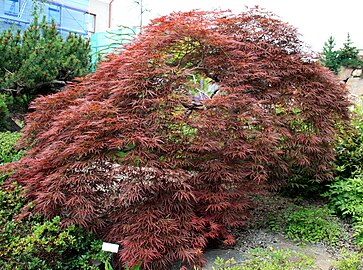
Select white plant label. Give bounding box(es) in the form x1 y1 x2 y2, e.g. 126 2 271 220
102 242 119 253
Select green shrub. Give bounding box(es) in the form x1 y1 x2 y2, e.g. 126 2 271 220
325 172 363 219
324 171 363 246
269 206 346 245
0 131 22 164
211 248 315 270
334 104 363 180
0 94 10 131
324 102 363 246
212 257 240 270
333 249 363 270
0 176 107 269
0 133 106 269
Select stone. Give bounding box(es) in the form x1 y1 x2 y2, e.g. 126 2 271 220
338 67 353 81
346 77 363 96
352 69 362 77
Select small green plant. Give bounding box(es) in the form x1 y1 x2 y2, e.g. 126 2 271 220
125 262 141 270
0 133 105 269
325 101 363 246
212 248 315 270
269 206 346 245
101 252 114 270
324 171 363 246
334 102 363 180
0 131 22 164
0 94 9 131
9 217 104 269
242 248 316 270
212 257 240 270
0 180 105 269
333 249 363 270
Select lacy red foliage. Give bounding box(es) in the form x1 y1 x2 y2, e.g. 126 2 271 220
4 8 350 269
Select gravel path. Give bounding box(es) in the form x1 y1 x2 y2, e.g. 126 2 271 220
174 192 360 270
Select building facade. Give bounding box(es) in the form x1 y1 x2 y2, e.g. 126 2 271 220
0 0 93 37
89 0 109 32
0 0 134 59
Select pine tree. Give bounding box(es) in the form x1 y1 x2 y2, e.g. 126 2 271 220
338 33 362 68
0 16 91 101
320 36 339 73
0 16 92 131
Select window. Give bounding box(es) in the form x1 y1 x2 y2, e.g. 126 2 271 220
4 0 20 16
48 3 61 26
86 12 96 33
62 7 86 32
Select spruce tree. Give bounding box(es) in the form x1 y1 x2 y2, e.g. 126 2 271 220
338 33 362 68
320 35 339 74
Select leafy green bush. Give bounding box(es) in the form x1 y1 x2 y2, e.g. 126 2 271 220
334 104 363 180
0 131 22 164
0 132 106 269
0 180 107 269
325 172 363 219
211 248 315 270
0 94 10 131
333 249 363 270
269 206 346 245
324 102 363 246
212 257 240 270
324 171 363 246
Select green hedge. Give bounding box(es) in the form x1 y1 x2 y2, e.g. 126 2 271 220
0 131 22 164
325 102 363 246
0 132 107 269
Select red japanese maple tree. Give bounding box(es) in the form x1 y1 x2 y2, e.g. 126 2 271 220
5 8 350 269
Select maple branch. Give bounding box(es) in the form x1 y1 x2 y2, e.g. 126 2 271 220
204 70 220 83
35 80 67 88
32 80 68 94
182 101 205 118
209 84 220 99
